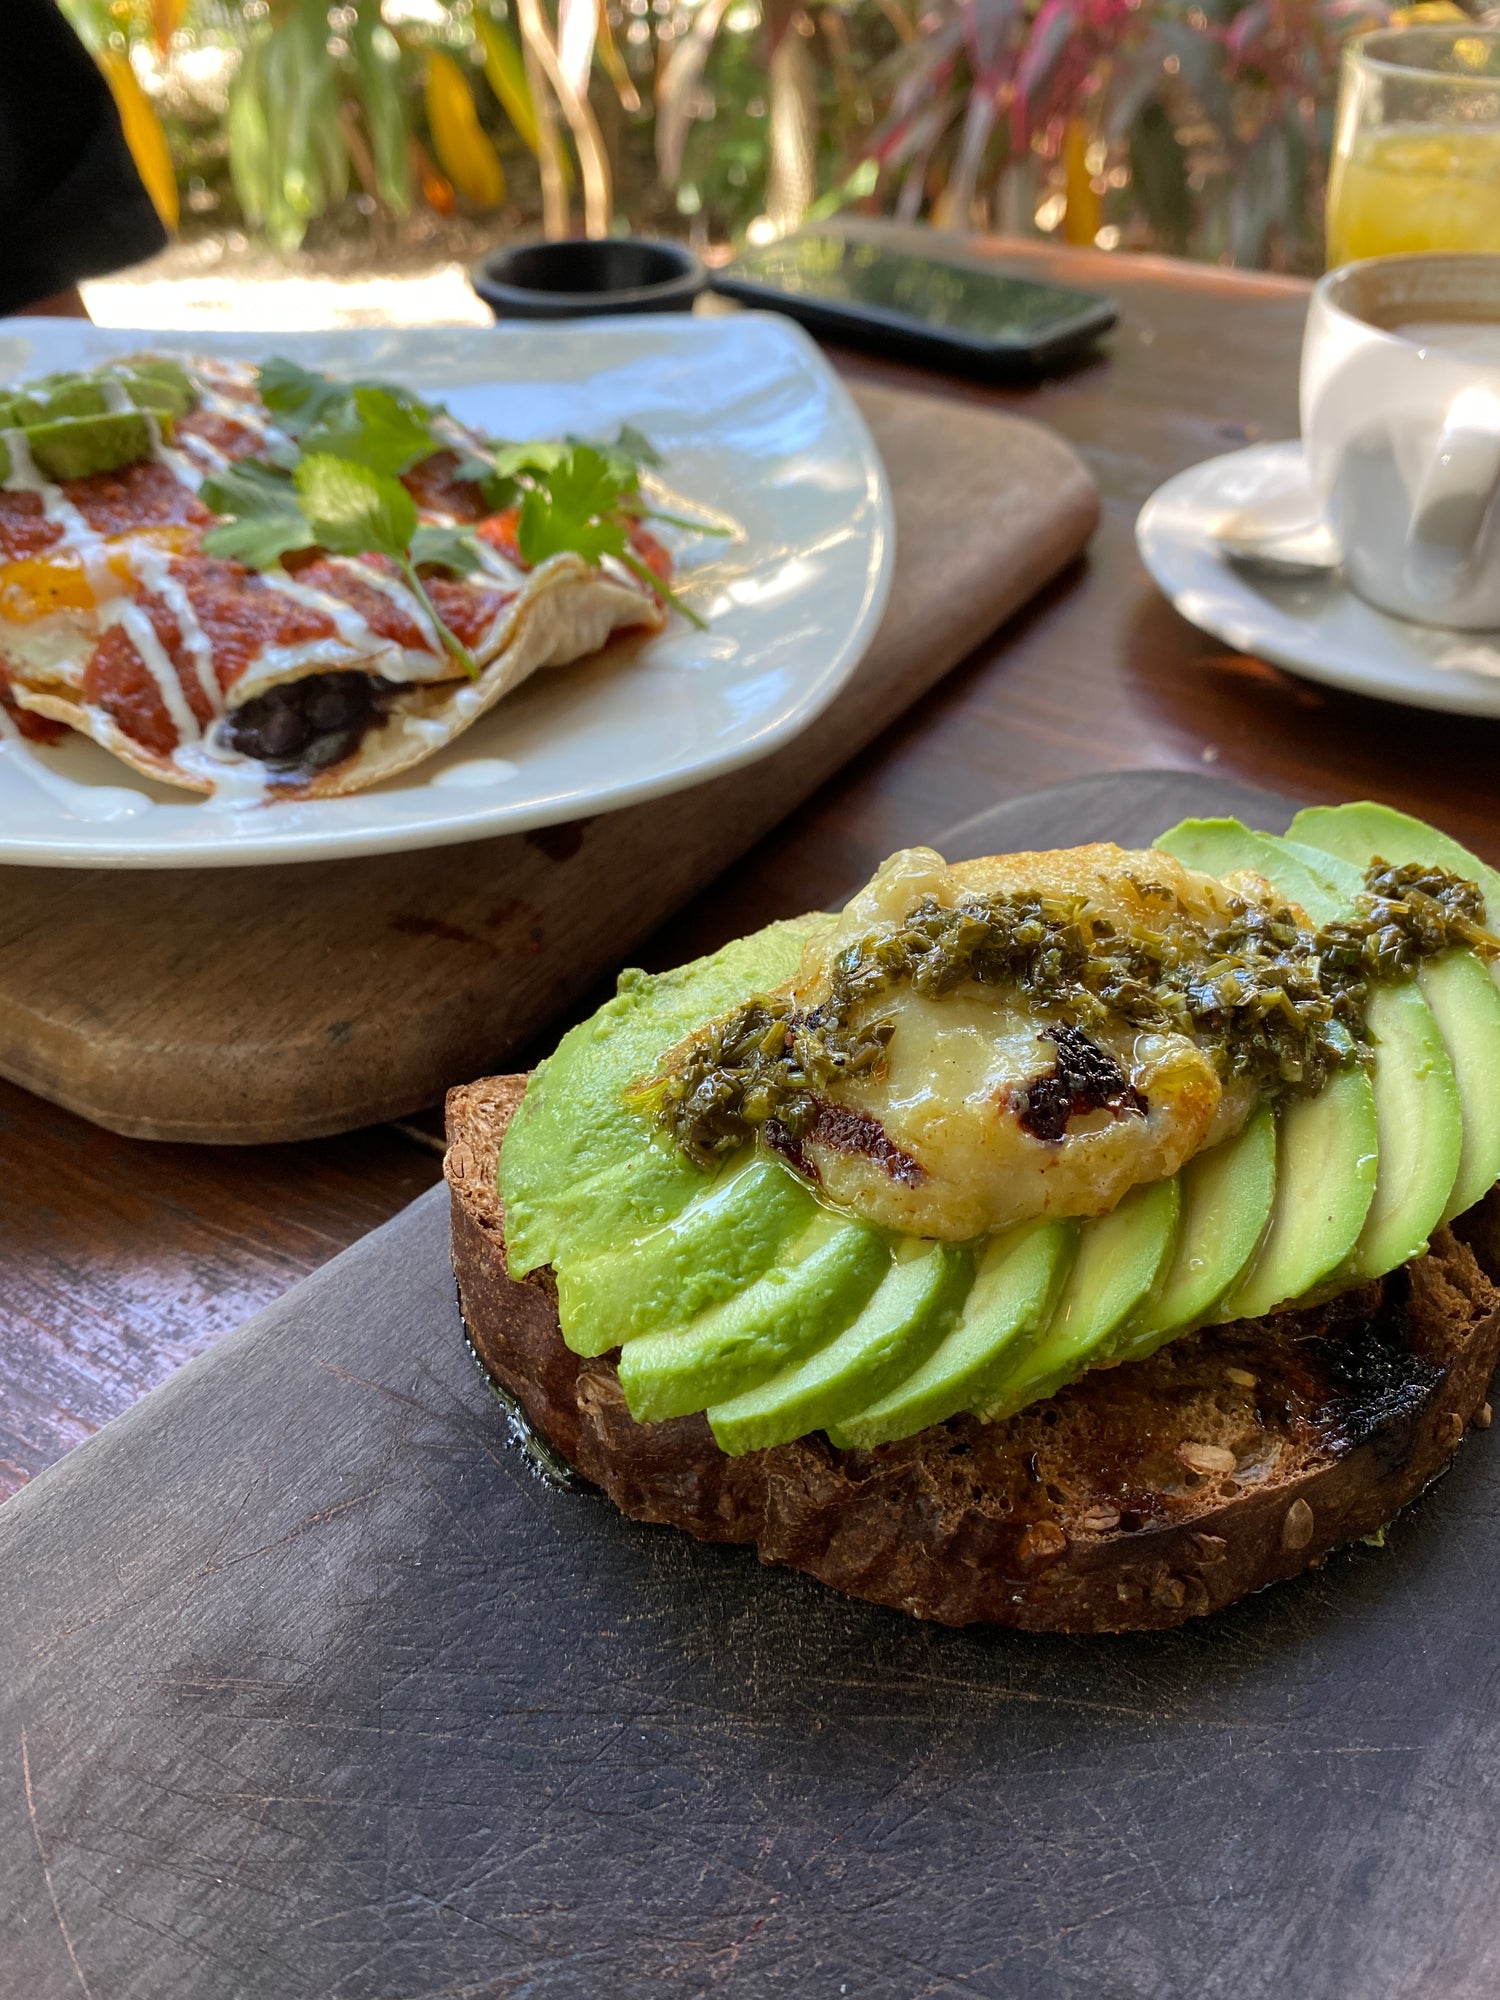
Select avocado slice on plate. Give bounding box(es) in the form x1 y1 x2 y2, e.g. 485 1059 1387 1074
24 410 159 481
1116 1102 1277 1360
557 1153 817 1356
1154 819 1381 1314
617 1210 888 1423
826 1218 1074 1449
1162 818 1462 1296
1288 801 1500 912
1226 1071 1381 1319
20 380 112 422
501 914 830 1277
707 1237 973 1455
1415 947 1500 1222
1288 803 1500 1222
1269 834 1462 1276
1337 976 1460 1280
975 1176 1180 1420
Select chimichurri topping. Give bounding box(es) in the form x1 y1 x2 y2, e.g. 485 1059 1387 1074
628 858 1500 1172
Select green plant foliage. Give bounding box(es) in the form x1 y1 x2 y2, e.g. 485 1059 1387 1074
63 0 1409 273
1128 98 1190 256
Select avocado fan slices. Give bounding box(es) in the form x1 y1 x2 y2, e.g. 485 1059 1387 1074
500 807 1500 1453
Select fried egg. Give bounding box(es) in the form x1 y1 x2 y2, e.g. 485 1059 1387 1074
776 845 1268 1240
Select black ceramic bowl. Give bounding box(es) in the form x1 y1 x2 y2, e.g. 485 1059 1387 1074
470 237 707 319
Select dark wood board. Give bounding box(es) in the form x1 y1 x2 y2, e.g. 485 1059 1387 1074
0 380 1097 1147
13 769 1500 2000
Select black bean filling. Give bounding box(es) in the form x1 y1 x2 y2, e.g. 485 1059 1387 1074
218 671 401 774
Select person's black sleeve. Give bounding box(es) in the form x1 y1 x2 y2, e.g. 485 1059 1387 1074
0 0 169 314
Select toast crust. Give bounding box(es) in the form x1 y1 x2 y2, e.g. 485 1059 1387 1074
446 1073 1500 1632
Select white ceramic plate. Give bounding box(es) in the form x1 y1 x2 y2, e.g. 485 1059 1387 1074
1136 440 1500 719
0 313 892 867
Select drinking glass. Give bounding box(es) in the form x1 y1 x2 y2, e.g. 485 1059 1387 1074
1327 27 1500 266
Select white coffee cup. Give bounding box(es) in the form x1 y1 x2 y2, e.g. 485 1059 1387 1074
1302 253 1500 630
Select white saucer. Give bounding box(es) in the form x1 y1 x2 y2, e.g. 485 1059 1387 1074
1136 441 1500 719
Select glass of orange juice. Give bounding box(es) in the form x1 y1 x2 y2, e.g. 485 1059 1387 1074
1327 27 1500 265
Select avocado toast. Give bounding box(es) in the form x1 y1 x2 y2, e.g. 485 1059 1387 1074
446 802 1500 1631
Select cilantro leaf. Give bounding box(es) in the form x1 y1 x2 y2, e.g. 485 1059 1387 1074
299 384 440 476
410 524 483 575
295 452 417 561
612 423 663 472
501 440 707 625
449 444 518 512
516 444 631 568
563 423 660 485
199 459 315 568
491 440 569 482
257 357 352 437
479 470 521 512
258 362 442 477
293 454 476 677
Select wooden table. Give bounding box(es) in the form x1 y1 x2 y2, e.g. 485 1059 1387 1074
8 240 1500 1502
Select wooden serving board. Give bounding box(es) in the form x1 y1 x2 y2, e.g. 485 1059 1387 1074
0 381 1097 1145
9 771 1500 2000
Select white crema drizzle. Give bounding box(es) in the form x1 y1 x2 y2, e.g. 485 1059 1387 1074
0 358 549 794
262 568 388 654
342 557 443 659
101 598 203 746
124 540 219 714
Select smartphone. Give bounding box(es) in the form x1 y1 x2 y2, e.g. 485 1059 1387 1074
711 229 1117 373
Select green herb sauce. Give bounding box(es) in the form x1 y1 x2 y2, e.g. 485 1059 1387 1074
630 859 1499 1171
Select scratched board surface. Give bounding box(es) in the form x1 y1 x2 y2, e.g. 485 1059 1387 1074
5 771 1500 2000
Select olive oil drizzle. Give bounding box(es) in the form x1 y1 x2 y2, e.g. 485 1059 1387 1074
629 859 1500 1171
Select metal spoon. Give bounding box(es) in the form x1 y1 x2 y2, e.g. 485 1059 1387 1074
1212 496 1340 579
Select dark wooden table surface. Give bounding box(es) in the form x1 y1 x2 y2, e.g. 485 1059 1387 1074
8 238 1500 1503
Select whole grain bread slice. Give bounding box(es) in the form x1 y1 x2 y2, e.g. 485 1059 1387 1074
446 1073 1500 1632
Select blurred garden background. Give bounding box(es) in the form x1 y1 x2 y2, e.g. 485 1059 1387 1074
60 0 1485 324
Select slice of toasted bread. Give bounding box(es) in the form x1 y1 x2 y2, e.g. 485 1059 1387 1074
445 1074 1500 1632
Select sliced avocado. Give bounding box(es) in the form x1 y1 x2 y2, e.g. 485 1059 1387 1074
1220 1068 1378 1319
826 1218 1074 1450
1341 977 1459 1276
617 1210 888 1423
25 410 158 481
18 378 112 423
1166 819 1460 1292
1417 948 1500 1220
975 1176 1180 1421
556 1152 816 1356
113 359 198 415
1115 1103 1277 1360
1155 815 1348 923
707 1238 973 1455
499 913 832 1277
1155 818 1380 1313
1288 803 1500 1222
1256 834 1461 1278
112 375 181 418
1288 801 1500 913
